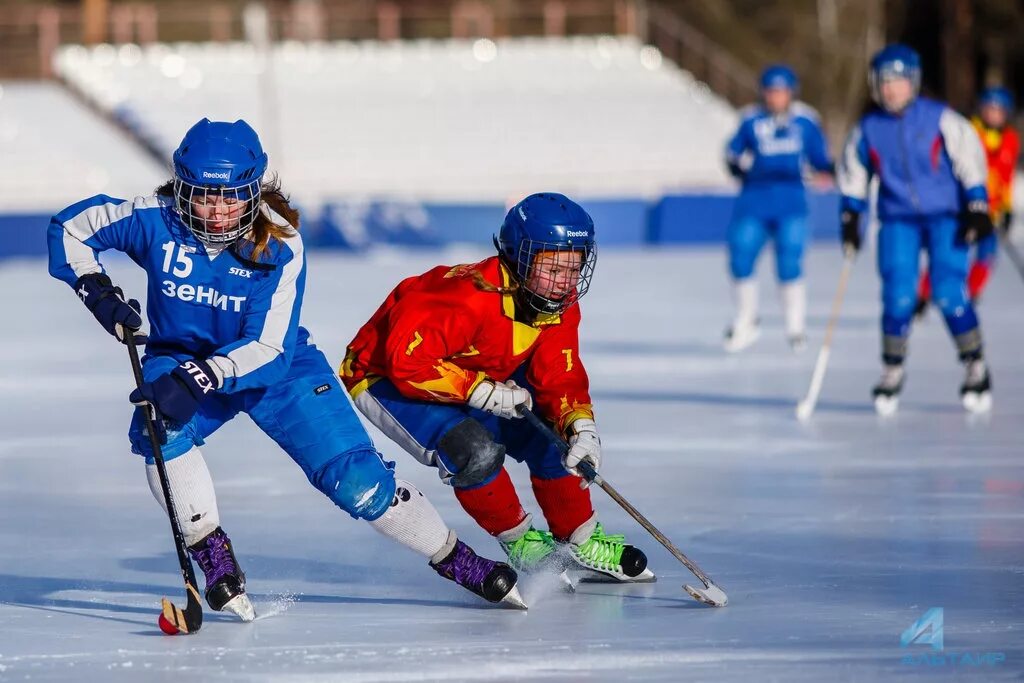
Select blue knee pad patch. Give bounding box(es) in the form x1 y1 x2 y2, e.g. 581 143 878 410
313 448 397 521
129 406 205 463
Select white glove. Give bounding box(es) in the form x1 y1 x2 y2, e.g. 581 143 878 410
467 379 533 419
564 418 601 484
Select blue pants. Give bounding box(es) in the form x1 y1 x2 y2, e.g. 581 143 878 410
353 374 569 489
727 213 807 282
129 343 396 520
878 216 981 363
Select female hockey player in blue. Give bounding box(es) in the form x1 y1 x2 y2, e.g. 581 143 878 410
837 45 994 415
723 64 834 352
46 118 524 620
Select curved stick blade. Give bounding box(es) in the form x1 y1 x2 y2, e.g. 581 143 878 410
158 583 204 635
684 582 728 607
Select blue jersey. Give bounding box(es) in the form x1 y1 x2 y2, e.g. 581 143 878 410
47 194 307 393
838 97 988 220
725 102 833 219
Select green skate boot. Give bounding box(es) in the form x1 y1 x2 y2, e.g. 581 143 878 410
564 517 656 583
498 516 575 590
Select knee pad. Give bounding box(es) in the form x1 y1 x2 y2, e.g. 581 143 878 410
312 448 396 521
930 276 969 316
882 284 917 323
437 418 506 488
775 247 803 282
728 248 757 280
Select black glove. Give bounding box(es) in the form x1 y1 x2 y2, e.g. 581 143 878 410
999 211 1013 235
726 160 746 180
958 201 995 244
129 359 219 425
841 209 862 252
74 273 146 344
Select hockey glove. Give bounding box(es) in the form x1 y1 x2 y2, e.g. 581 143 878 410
958 201 995 244
840 209 862 253
726 160 746 181
129 359 219 425
74 273 146 344
564 418 601 487
468 379 533 419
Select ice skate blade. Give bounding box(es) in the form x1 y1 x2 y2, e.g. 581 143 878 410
572 567 657 584
685 582 728 607
500 585 528 610
222 593 255 622
874 395 899 417
795 399 814 421
559 570 577 593
962 391 992 414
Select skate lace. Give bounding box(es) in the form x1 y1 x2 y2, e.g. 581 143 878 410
879 366 904 389
575 524 626 571
965 361 987 385
191 533 237 586
502 528 556 569
441 542 495 590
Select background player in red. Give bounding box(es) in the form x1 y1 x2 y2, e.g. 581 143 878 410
917 86 1019 315
340 193 654 583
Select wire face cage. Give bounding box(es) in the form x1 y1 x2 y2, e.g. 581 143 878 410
173 177 261 246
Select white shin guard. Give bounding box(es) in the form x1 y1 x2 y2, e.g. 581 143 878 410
779 280 807 337
732 278 759 328
368 480 455 560
146 446 221 547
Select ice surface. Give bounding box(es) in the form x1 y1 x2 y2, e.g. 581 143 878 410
1 246 1022 681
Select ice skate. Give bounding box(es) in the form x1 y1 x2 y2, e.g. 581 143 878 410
723 319 761 353
562 521 655 584
431 538 527 609
188 527 255 622
499 524 575 592
960 359 992 414
872 364 904 417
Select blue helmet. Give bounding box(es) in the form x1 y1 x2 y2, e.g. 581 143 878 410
495 193 597 315
869 44 921 109
760 64 798 92
979 86 1014 112
172 118 269 246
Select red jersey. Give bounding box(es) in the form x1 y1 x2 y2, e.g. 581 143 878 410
340 256 594 433
971 116 1020 217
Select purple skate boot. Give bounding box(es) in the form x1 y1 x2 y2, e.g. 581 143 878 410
188 527 255 621
430 537 527 609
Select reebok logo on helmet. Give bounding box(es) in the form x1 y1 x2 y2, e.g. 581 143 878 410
566 230 589 238
202 170 231 180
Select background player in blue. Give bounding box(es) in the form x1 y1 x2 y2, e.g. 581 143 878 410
46 118 525 618
723 64 834 352
837 45 995 416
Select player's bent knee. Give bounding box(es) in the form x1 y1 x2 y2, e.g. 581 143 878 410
931 281 969 314
312 448 397 521
883 289 917 320
729 252 756 280
438 418 506 488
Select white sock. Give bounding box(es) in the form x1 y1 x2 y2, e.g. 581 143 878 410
732 278 759 327
779 280 806 336
146 446 221 547
368 480 455 561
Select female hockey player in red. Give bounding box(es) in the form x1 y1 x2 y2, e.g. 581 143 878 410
47 119 524 621
916 86 1019 314
340 192 653 583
